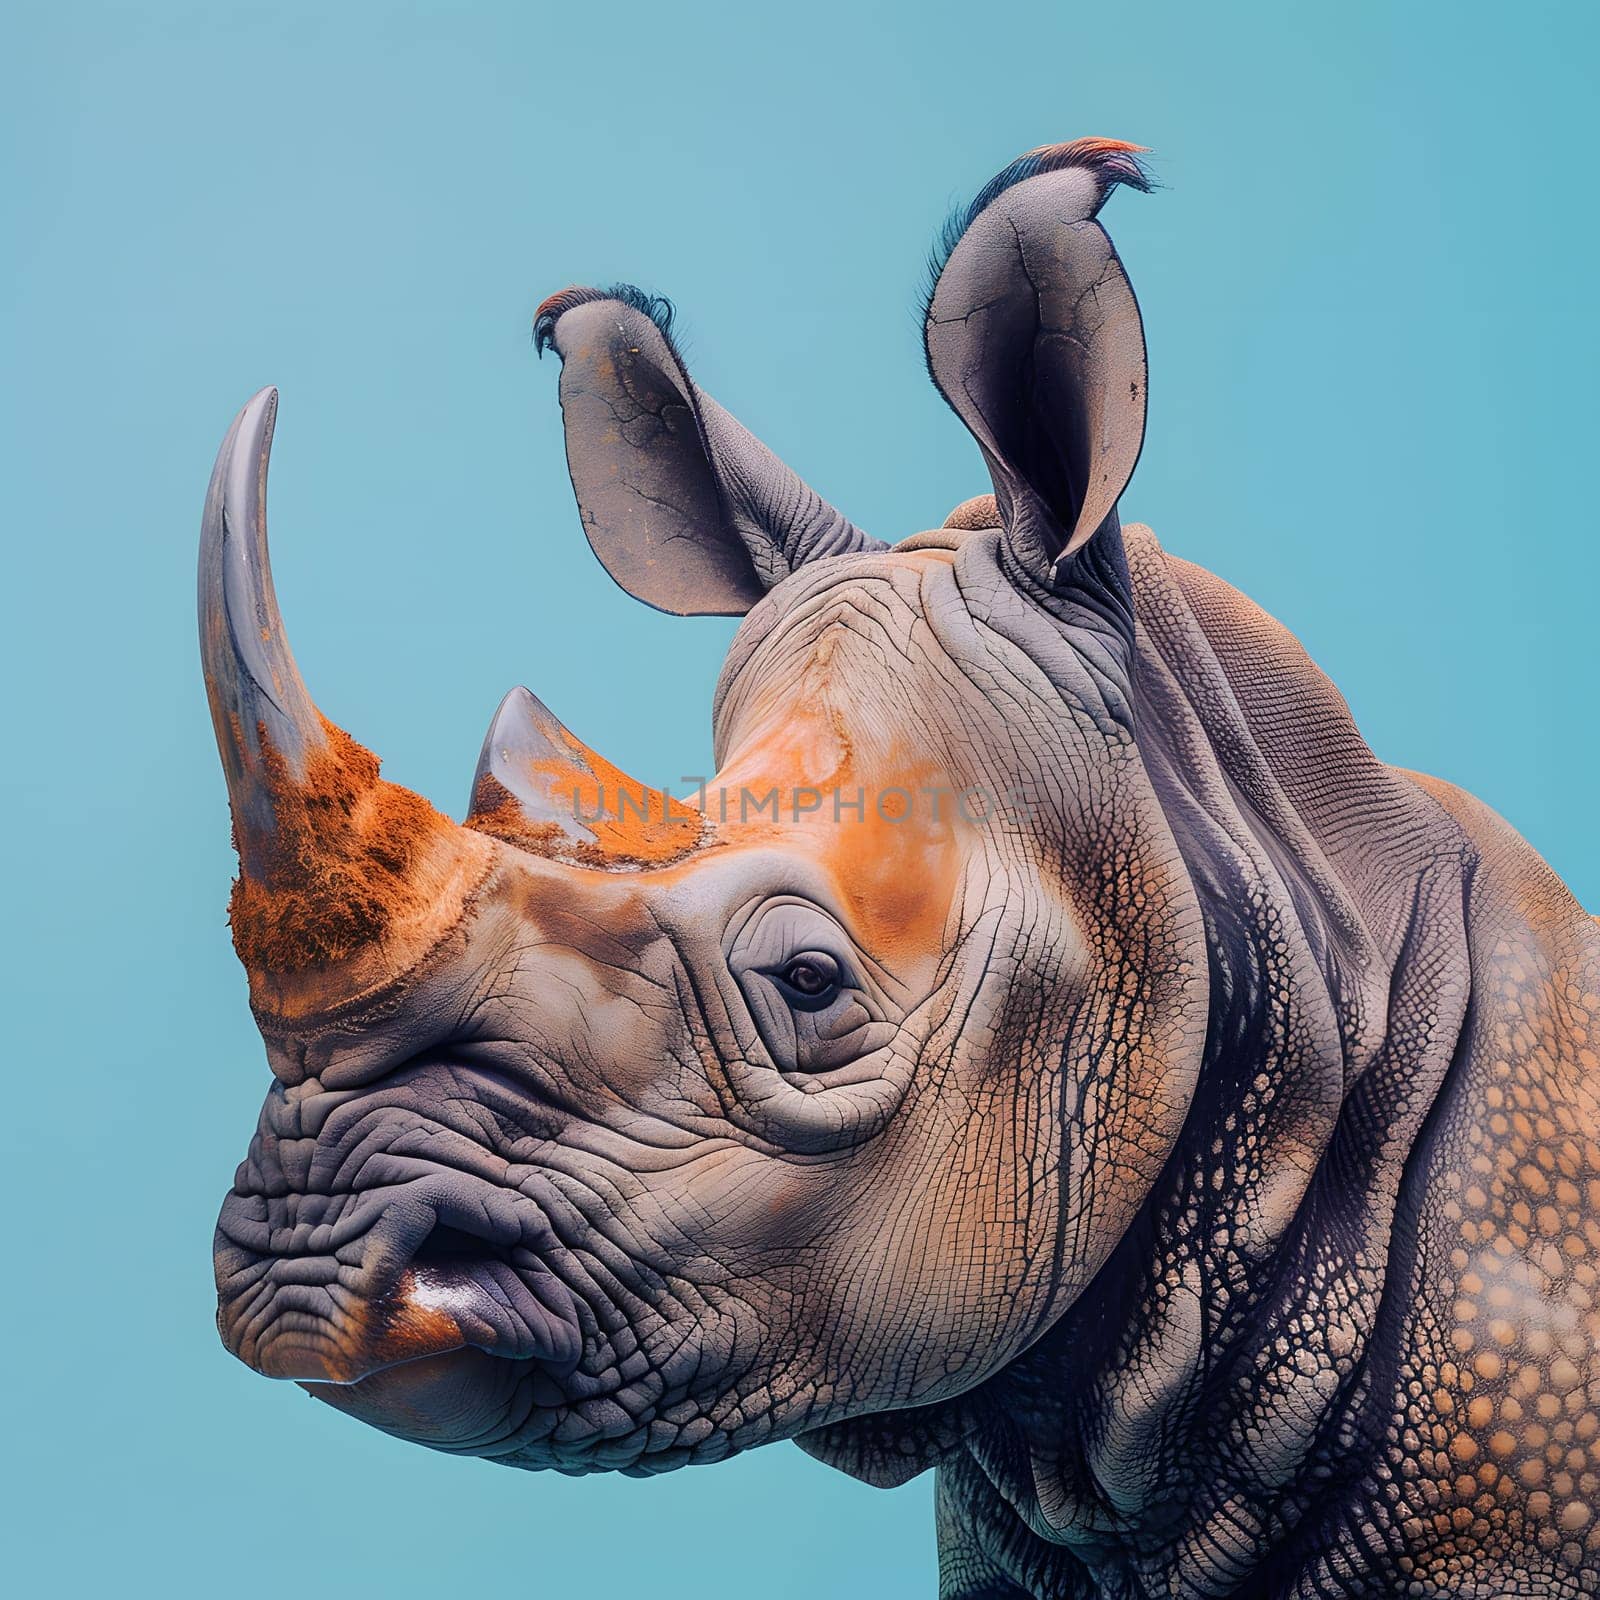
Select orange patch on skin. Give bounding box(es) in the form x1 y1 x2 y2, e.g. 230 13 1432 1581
710 704 963 977
704 606 978 974
819 764 962 972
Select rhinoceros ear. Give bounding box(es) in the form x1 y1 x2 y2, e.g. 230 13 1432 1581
925 140 1151 585
534 285 882 616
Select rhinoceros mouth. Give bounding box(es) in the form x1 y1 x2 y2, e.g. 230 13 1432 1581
216 1082 755 1468
215 1167 586 1390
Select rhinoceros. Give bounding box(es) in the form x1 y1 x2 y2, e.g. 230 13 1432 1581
202 139 1600 1598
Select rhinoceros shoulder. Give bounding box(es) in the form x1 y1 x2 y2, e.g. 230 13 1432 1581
1123 525 1600 1589
1399 769 1599 1142
1404 768 1596 931
1340 769 1600 1592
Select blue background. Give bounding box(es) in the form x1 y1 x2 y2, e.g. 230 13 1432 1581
3 2 1594 1594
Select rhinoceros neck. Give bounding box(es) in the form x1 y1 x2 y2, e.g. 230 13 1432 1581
957 526 1479 1594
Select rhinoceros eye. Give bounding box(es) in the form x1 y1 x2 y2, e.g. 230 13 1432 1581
773 952 841 1010
728 900 893 1075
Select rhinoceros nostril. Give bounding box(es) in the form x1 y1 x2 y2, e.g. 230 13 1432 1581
412 1221 514 1270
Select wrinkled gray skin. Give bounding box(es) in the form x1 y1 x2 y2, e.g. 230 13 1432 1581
206 143 1600 1597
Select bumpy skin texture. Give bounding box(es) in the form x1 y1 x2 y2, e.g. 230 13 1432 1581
203 142 1599 1597
909 533 1600 1598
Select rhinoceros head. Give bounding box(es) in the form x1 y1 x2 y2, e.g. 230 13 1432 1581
207 140 1209 1478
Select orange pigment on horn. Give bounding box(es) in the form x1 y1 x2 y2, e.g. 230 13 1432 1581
467 734 704 869
229 717 482 977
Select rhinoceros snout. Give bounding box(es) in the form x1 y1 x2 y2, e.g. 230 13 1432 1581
214 1162 584 1394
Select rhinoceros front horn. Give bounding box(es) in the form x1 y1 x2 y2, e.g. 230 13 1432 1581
198 390 323 856
199 389 490 1016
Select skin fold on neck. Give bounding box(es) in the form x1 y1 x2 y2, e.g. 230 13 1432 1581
941 527 1478 1595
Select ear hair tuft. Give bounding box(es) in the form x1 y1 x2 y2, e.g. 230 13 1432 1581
533 282 679 358
923 139 1153 324
920 138 1152 582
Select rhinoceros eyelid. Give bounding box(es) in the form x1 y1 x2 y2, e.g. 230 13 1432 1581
766 950 846 1012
